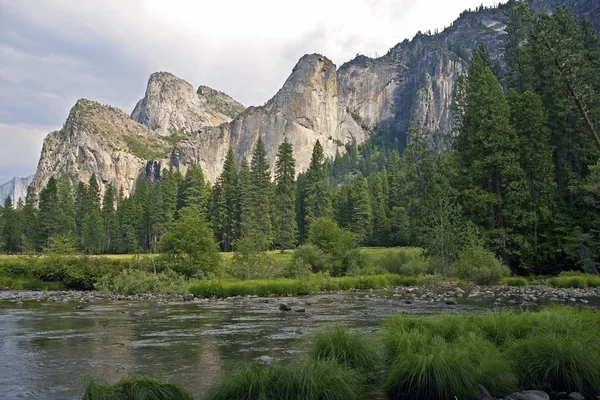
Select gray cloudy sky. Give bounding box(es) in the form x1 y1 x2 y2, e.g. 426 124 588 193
0 0 497 184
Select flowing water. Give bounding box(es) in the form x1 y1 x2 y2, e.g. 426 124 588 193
1 288 598 399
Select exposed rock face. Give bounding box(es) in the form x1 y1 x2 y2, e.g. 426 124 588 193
131 72 232 136
0 175 33 206
197 85 245 119
31 99 168 197
170 54 368 182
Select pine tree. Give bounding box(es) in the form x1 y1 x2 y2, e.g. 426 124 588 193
387 150 402 209
74 181 87 240
57 176 76 235
102 183 116 252
39 177 61 246
247 138 272 249
273 138 297 251
1 197 23 253
237 157 252 239
22 186 40 251
370 173 389 246
303 141 332 232
508 89 556 265
348 173 372 245
454 48 527 262
178 164 208 213
215 148 239 251
504 0 534 91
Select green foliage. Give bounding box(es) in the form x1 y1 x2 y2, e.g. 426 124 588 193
230 232 277 280
205 360 364 400
159 206 221 277
273 138 297 251
308 326 380 377
123 135 172 160
547 273 600 288
82 376 193 400
96 268 187 295
288 244 330 275
503 276 529 286
507 333 600 397
451 246 510 285
307 218 356 275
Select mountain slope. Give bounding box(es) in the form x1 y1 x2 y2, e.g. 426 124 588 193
30 99 170 197
0 175 33 206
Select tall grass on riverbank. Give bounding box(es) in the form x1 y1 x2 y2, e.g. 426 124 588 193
82 376 193 400
188 274 420 298
308 326 380 378
382 306 600 398
205 360 364 400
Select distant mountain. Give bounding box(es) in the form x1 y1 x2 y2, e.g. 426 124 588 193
29 0 600 195
0 175 33 206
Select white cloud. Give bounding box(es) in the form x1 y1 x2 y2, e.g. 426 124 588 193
0 123 53 182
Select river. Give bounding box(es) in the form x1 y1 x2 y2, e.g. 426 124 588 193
1 285 598 399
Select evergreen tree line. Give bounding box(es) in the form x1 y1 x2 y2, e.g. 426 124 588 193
0 3 598 275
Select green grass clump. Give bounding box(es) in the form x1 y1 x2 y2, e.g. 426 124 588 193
0 274 65 290
308 326 380 377
503 276 529 286
506 333 600 397
95 269 188 295
82 376 193 400
547 273 600 288
188 274 417 298
205 360 364 400
381 306 600 399
384 334 478 400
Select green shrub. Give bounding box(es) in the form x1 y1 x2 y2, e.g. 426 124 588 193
308 326 380 377
82 376 193 400
503 276 529 286
308 218 356 275
289 244 330 275
548 275 587 288
451 246 510 285
96 269 188 295
159 206 221 277
205 360 364 400
507 332 600 397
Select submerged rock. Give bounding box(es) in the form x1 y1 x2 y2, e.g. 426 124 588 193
255 355 273 365
182 293 194 302
129 310 145 317
504 390 550 400
279 303 292 311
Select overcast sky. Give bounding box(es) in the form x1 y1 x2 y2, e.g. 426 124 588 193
0 0 498 184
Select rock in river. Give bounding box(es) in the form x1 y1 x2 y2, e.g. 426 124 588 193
279 303 292 311
129 310 145 317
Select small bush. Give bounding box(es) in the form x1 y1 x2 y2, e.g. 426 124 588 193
205 360 364 400
82 376 193 400
503 276 529 286
289 245 330 275
96 269 188 295
308 326 380 377
451 246 510 285
507 333 600 397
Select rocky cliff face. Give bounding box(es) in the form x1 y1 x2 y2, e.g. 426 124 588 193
31 99 169 197
170 54 368 181
0 175 33 206
131 72 233 136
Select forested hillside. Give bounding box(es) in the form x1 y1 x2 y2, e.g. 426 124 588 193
0 2 598 275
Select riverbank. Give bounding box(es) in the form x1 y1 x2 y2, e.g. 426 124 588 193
2 283 599 310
